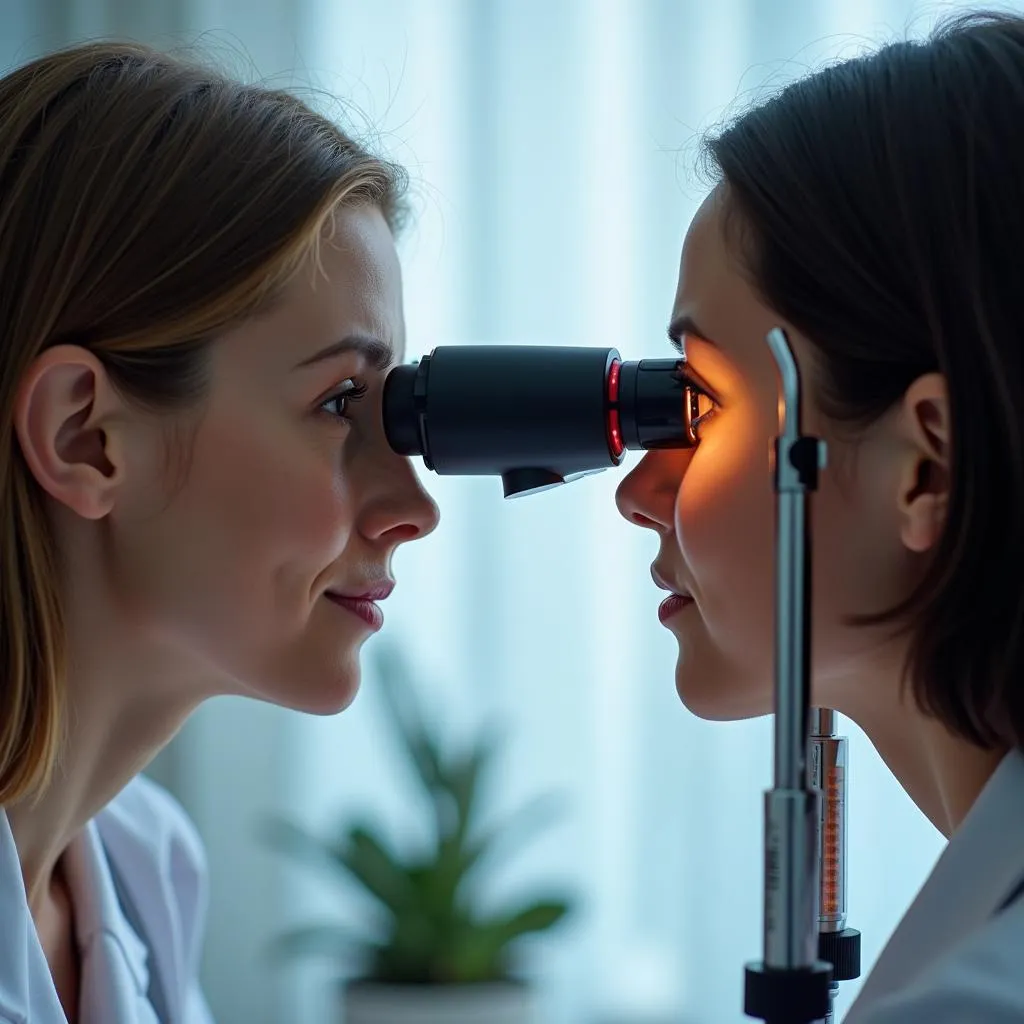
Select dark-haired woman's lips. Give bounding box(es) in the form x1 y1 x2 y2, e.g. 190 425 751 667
658 594 695 624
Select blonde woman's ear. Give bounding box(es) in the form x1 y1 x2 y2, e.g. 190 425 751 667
13 345 126 521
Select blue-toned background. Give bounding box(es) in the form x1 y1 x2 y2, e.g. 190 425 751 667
2 2 998 1020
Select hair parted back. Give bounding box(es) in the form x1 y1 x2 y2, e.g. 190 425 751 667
703 10 1024 750
0 40 408 804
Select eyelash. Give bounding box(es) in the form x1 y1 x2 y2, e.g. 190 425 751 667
685 386 719 445
690 387 719 430
319 380 368 420
676 358 720 441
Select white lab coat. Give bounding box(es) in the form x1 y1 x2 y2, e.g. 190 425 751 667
0 774 214 1024
845 747 1024 1022
4 753 1022 1023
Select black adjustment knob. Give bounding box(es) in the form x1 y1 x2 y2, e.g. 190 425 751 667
744 960 833 1023
818 928 862 982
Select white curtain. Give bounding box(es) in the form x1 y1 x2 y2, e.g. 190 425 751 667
2 1 1008 1021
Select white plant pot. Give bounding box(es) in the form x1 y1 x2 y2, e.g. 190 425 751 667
341 981 534 1024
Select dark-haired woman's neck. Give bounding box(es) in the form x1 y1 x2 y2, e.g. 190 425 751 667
838 664 1008 837
881 719 1005 837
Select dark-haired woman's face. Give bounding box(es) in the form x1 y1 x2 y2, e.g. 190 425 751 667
616 189 922 719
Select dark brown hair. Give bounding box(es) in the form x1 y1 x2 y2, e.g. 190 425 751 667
0 41 407 803
704 10 1024 749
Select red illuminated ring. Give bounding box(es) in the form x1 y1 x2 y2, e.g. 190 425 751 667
606 359 625 458
608 359 621 401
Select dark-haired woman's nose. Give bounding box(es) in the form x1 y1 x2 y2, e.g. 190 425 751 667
615 450 686 532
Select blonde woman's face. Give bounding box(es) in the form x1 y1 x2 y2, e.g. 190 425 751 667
99 205 439 713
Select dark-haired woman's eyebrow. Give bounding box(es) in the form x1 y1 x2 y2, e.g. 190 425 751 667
667 313 717 353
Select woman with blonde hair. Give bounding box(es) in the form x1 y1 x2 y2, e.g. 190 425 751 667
0 41 438 1023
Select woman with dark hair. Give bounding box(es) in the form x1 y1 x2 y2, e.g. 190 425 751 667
617 10 1024 1021
0 42 438 1023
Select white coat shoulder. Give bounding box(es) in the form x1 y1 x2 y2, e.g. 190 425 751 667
853 894 1024 1022
845 749 1024 1022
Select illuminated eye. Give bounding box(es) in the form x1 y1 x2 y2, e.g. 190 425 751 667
685 385 718 443
692 390 716 424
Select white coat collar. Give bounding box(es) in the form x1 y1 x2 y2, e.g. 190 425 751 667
0 809 152 1024
64 817 153 1002
850 747 1024 1012
0 808 66 1023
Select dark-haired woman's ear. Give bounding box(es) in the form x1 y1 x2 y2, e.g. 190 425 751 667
13 345 128 520
896 372 950 554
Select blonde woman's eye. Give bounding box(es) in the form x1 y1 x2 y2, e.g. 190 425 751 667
319 380 368 419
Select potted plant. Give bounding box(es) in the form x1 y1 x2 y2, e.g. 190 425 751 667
262 642 575 1024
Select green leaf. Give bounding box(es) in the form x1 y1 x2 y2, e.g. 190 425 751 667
336 824 417 918
402 861 447 923
446 899 573 983
427 742 492 906
486 898 573 940
427 836 466 919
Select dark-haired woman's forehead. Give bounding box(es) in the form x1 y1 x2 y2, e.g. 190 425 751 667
674 192 777 396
